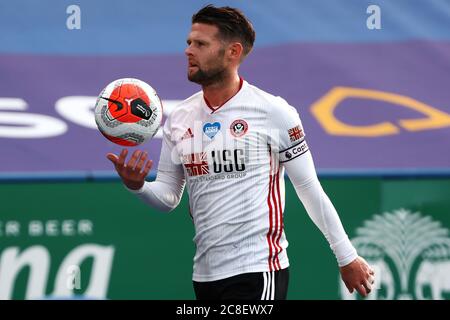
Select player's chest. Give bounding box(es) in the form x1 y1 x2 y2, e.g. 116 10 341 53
173 112 267 177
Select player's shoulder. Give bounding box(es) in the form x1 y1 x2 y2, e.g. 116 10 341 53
167 91 203 122
248 84 292 111
173 91 203 113
246 82 296 114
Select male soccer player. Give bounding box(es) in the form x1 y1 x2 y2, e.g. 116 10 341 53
107 5 375 300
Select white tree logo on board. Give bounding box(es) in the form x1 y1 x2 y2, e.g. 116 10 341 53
340 209 450 300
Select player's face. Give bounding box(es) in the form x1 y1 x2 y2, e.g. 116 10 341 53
185 23 229 86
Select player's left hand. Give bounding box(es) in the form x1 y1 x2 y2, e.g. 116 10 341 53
339 256 375 297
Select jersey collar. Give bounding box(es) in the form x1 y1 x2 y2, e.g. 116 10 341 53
203 77 245 114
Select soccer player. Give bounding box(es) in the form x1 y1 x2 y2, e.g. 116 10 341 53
107 5 375 300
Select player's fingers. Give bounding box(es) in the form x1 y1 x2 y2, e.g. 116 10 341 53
141 159 153 177
364 280 372 293
128 150 142 169
117 149 128 167
135 152 147 172
368 274 375 285
106 153 119 165
356 283 368 297
344 281 353 294
361 258 374 274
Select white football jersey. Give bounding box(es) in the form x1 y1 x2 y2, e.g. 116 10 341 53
158 79 309 282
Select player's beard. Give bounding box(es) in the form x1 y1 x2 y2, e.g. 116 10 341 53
188 48 227 86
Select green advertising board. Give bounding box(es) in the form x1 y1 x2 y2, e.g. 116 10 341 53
1 178 449 300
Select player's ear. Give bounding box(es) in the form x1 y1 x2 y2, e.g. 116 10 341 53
228 42 244 62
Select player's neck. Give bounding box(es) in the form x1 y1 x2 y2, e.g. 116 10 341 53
202 73 241 108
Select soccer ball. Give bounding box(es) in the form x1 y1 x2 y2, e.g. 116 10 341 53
94 78 163 146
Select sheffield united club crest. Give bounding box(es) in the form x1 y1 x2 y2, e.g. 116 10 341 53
230 119 248 138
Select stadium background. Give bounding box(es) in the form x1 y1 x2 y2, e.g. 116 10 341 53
1 0 449 300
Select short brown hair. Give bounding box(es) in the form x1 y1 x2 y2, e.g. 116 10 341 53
192 4 256 57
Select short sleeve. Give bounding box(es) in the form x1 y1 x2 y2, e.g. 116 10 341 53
268 97 309 163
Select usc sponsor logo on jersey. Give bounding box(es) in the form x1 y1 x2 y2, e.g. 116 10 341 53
182 149 246 177
211 149 246 173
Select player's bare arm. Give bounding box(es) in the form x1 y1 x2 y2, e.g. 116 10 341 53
107 149 153 190
340 256 375 297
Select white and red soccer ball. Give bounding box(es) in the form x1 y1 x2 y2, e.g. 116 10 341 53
94 78 163 146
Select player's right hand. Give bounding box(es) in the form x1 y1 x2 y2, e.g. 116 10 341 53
106 148 153 190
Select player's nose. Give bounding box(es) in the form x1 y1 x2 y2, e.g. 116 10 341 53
185 45 194 57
